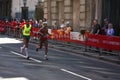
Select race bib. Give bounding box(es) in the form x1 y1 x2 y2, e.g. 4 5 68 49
25 30 30 34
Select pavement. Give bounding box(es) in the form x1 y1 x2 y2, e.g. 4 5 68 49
0 34 120 80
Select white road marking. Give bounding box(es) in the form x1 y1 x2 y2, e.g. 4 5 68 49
0 77 29 80
61 69 92 80
10 51 42 63
0 38 22 44
30 57 42 63
10 51 26 58
0 47 2 48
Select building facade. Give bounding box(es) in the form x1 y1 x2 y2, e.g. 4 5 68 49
11 0 38 19
0 0 38 20
44 0 120 35
44 0 99 32
0 0 12 19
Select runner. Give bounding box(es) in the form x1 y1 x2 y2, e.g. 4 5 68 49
20 20 32 60
36 22 50 60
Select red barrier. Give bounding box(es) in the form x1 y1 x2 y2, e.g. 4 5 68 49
0 26 6 33
86 34 101 48
0 21 6 33
101 36 120 51
86 34 120 51
31 28 40 37
50 30 120 51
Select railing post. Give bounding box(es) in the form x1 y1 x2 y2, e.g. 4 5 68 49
99 48 102 56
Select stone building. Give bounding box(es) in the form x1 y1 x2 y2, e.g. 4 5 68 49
44 0 120 34
0 0 38 20
0 0 12 19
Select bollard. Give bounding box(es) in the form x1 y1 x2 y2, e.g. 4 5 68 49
99 48 103 56
84 38 87 52
84 44 87 52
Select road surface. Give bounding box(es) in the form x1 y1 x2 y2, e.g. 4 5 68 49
0 35 120 80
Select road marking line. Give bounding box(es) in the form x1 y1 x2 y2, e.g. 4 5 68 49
0 47 2 48
61 69 92 80
30 57 42 63
10 51 26 57
10 51 42 63
0 77 29 80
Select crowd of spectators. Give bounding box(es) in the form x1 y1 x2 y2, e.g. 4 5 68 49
51 20 72 38
0 17 120 38
91 18 115 36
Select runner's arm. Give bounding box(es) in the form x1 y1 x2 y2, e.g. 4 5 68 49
37 28 44 37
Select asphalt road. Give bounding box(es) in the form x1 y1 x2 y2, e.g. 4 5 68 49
0 35 120 80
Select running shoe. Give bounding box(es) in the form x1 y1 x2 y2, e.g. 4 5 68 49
44 55 48 60
36 48 39 52
26 56 30 60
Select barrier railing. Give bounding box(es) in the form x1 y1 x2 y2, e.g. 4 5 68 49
48 29 120 59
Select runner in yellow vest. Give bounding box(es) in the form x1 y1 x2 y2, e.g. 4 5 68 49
20 20 32 60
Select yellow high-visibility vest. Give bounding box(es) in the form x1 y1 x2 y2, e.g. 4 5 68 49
23 24 32 36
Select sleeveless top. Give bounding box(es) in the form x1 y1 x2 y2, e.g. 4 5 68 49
23 24 32 36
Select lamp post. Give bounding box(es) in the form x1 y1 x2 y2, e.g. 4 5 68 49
21 0 28 19
23 0 27 7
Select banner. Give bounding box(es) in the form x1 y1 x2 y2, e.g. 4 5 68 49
99 35 120 51
86 34 120 51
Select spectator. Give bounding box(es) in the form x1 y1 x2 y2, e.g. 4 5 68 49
65 21 71 34
90 19 101 52
104 18 109 29
60 20 66 30
52 21 58 30
99 18 109 35
91 19 100 35
38 20 43 28
64 21 71 38
33 20 38 28
29 19 34 26
20 19 26 28
106 23 114 36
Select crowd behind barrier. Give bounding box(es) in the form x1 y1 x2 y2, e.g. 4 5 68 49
0 20 120 59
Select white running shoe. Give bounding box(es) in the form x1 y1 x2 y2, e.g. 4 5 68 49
44 55 48 60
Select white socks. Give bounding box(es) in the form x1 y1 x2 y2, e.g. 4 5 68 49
25 48 28 57
20 45 25 53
